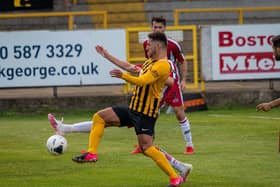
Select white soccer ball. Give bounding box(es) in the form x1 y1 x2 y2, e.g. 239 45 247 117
46 134 67 155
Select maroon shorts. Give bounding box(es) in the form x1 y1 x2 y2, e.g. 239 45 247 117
160 81 184 107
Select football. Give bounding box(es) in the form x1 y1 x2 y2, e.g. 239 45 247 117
46 134 67 155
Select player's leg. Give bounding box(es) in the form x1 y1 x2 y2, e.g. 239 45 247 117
139 135 184 186
173 106 194 154
166 105 174 114
48 114 92 134
172 105 194 154
140 135 184 186
158 82 194 154
69 121 92 132
168 81 194 154
131 143 192 177
157 147 192 182
72 106 129 163
134 114 184 187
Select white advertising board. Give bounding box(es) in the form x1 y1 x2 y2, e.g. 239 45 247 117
0 30 126 87
210 24 280 80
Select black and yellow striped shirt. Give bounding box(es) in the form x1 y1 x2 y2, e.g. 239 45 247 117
121 58 170 118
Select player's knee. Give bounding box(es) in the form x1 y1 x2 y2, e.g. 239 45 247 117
139 141 153 152
173 106 185 119
92 113 105 129
139 144 148 152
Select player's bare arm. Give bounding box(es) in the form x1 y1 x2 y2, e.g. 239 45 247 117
179 60 187 90
256 98 280 112
95 45 140 74
165 77 174 87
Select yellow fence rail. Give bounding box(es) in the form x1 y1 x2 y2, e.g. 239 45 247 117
125 25 200 93
174 6 280 25
0 11 108 30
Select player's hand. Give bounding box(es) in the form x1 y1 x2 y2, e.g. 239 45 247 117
180 80 186 90
128 65 141 75
110 69 123 78
95 45 107 57
256 103 271 112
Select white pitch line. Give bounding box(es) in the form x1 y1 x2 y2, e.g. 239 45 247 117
247 115 280 120
208 114 280 120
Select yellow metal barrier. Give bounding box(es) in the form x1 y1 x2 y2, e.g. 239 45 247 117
125 25 199 93
0 11 108 30
73 0 78 5
174 6 280 25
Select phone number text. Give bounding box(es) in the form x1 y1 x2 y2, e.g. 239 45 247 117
0 44 82 60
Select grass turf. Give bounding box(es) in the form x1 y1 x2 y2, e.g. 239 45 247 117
0 107 280 187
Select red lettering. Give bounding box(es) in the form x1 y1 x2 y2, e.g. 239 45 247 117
257 35 266 46
236 36 246 47
218 31 274 47
268 35 274 45
247 36 256 46
219 31 233 47
220 52 280 73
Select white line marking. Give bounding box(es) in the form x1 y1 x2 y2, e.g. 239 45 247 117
208 114 280 120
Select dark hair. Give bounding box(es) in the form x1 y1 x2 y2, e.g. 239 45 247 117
151 16 166 26
148 32 167 47
272 35 280 47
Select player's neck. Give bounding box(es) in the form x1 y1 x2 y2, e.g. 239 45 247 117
153 51 167 61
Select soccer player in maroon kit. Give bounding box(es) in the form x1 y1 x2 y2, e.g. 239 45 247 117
131 16 194 155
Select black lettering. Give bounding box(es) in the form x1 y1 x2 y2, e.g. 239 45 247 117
39 67 47 79
24 67 32 76
0 67 6 77
48 66 56 76
15 68 23 77
6 68 14 80
91 62 99 74
81 65 90 75
61 66 68 75
68 66 76 75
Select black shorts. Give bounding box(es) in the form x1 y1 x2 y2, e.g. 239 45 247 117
112 106 156 136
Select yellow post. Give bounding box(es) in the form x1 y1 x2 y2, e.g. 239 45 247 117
72 0 78 5
192 25 199 89
239 9 243 24
174 9 179 26
68 15 74 30
103 12 108 29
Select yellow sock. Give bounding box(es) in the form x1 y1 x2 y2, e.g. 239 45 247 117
144 146 178 178
88 113 105 154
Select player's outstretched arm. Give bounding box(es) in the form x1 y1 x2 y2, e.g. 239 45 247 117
95 45 140 74
256 97 280 112
110 61 169 86
110 68 154 86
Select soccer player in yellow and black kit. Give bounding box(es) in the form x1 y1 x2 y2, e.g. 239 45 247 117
72 32 186 187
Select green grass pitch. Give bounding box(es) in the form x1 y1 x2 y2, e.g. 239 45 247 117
0 107 280 187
